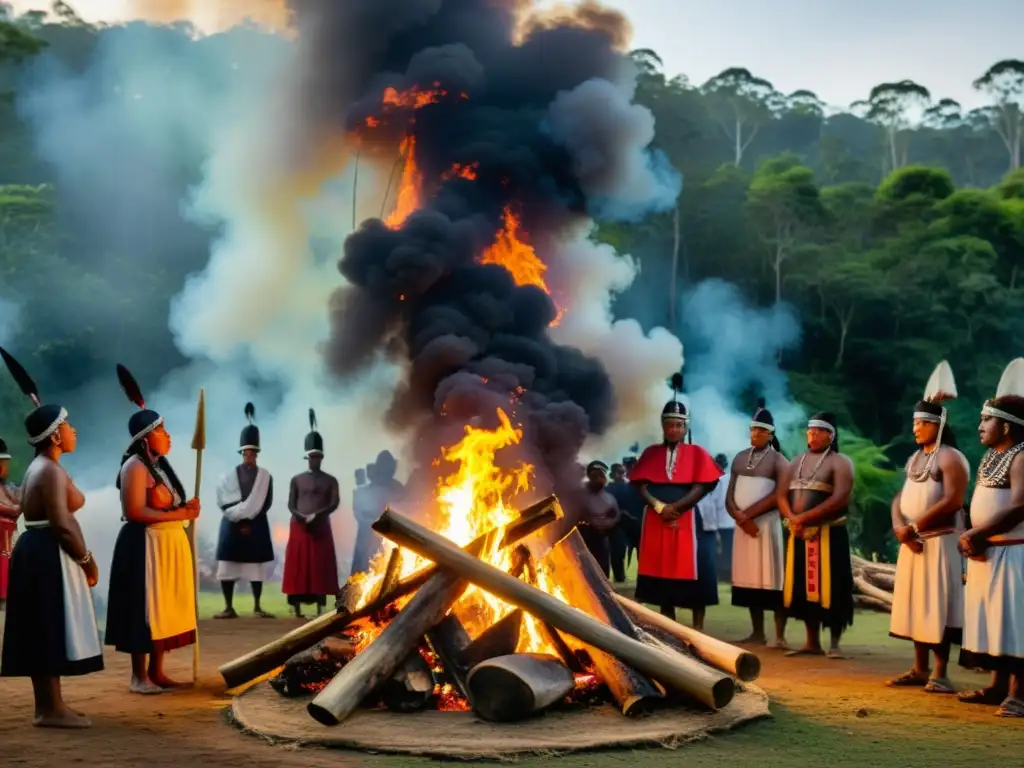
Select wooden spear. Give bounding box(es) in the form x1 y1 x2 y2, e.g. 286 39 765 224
189 388 206 684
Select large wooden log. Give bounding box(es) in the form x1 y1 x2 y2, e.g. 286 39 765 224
518 546 584 673
426 614 473 699
462 609 524 670
466 653 575 722
854 594 892 612
307 569 465 725
854 575 894 604
632 629 735 705
613 594 761 682
380 651 434 713
372 509 735 710
219 496 559 689
542 529 663 715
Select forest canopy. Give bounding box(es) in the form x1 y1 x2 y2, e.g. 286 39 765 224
1 5 1023 561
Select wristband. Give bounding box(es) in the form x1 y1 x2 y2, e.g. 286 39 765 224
77 551 93 566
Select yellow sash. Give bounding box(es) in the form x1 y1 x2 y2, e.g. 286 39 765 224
783 518 846 610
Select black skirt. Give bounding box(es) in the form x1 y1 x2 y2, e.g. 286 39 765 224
105 521 153 654
784 525 855 632
634 509 720 609
1 528 104 678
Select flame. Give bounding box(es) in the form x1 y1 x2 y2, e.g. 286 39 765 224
383 136 422 229
271 523 289 546
480 207 565 325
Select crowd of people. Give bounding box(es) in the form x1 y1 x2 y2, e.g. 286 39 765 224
1 347 1023 726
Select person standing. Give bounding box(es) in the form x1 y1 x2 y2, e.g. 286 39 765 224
957 358 1024 716
607 462 641 583
577 460 621 578
0 347 102 728
105 364 199 694
0 437 21 611
728 399 789 647
887 362 968 694
215 402 275 619
703 453 734 582
629 373 722 630
282 409 341 618
351 451 404 576
778 412 855 658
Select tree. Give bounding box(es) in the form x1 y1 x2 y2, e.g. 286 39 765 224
973 59 1024 170
856 80 931 173
0 15 46 64
701 67 777 166
922 98 963 130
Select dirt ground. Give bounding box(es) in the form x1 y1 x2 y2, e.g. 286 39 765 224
1 613 1020 767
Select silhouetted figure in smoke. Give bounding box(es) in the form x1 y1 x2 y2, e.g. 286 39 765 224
606 461 642 583
577 460 620 579
350 452 405 575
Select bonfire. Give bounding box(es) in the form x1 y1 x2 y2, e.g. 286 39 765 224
221 408 761 726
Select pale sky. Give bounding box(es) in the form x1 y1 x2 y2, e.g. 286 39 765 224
8 0 1023 110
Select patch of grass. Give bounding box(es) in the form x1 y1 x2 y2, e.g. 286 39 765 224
198 583 293 619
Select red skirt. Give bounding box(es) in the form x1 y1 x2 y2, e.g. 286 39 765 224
0 520 14 601
637 506 697 581
281 516 339 597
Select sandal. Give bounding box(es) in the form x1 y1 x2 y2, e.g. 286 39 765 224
958 688 1006 705
924 677 956 694
995 697 1024 717
887 670 928 687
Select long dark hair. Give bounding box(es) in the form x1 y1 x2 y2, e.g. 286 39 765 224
115 438 186 503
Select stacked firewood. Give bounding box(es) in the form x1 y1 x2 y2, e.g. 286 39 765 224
852 555 895 612
221 496 763 726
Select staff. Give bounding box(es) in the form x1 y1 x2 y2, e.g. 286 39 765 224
190 389 206 684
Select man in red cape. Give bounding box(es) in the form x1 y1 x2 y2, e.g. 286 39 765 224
630 374 723 629
282 409 341 617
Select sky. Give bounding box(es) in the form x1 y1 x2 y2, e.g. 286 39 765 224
5 0 1023 110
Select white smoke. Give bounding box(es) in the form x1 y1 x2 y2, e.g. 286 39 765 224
0 297 20 348
16 22 404 593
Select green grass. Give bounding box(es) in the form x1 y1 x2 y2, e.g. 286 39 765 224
198 583 293 619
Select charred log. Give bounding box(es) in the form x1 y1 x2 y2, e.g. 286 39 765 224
467 653 575 722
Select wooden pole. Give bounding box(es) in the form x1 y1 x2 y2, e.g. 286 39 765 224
467 653 575 722
372 509 735 710
218 496 559 688
543 529 663 715
189 387 206 685
614 594 761 682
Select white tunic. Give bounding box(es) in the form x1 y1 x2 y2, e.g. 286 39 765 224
890 455 966 644
963 485 1024 659
731 475 785 592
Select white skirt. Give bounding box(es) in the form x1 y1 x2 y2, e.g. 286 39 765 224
732 510 785 591
963 545 1024 658
217 560 275 582
890 534 964 645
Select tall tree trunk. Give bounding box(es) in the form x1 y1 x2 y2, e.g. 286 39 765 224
833 305 855 369
888 125 899 172
734 114 743 165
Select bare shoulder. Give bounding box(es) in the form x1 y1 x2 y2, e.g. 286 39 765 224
729 451 745 473
833 452 855 473
774 450 791 471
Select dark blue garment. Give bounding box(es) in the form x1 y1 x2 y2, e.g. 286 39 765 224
216 465 275 564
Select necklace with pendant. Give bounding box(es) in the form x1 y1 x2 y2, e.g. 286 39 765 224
796 446 831 484
906 447 939 483
746 445 773 471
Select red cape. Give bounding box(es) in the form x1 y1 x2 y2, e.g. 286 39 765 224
629 443 723 486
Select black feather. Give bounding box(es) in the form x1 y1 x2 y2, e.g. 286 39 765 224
670 372 683 392
309 408 317 430
115 363 145 408
757 397 766 408
0 346 41 406
244 402 256 423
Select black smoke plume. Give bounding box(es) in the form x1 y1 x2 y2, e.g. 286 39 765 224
303 0 652 507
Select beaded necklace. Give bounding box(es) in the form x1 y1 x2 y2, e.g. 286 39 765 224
796 446 831 484
665 442 679 479
976 442 1024 488
906 446 939 483
746 445 773 471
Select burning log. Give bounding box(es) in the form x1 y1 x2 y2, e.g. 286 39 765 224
307 569 466 726
462 609 523 670
466 653 576 722
518 546 584 673
372 508 736 710
542 529 663 715
426 615 473 699
219 496 559 689
613 595 761 682
380 651 434 713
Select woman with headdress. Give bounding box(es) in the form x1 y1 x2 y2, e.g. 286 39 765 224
281 409 341 618
956 358 1024 716
887 361 969 693
727 398 790 647
0 436 22 610
777 411 856 658
629 373 723 629
0 347 102 728
104 364 199 694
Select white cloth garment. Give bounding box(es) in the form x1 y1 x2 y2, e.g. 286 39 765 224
25 520 102 662
962 485 1024 659
215 560 275 582
699 472 732 531
730 475 785 591
216 466 271 523
890 460 966 644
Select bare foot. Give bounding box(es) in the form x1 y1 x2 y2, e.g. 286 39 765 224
770 638 789 651
151 677 189 690
33 710 92 728
254 609 276 619
784 646 826 657
214 608 238 619
130 678 167 695
826 648 850 660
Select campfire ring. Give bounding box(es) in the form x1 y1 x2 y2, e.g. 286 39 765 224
229 681 771 759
